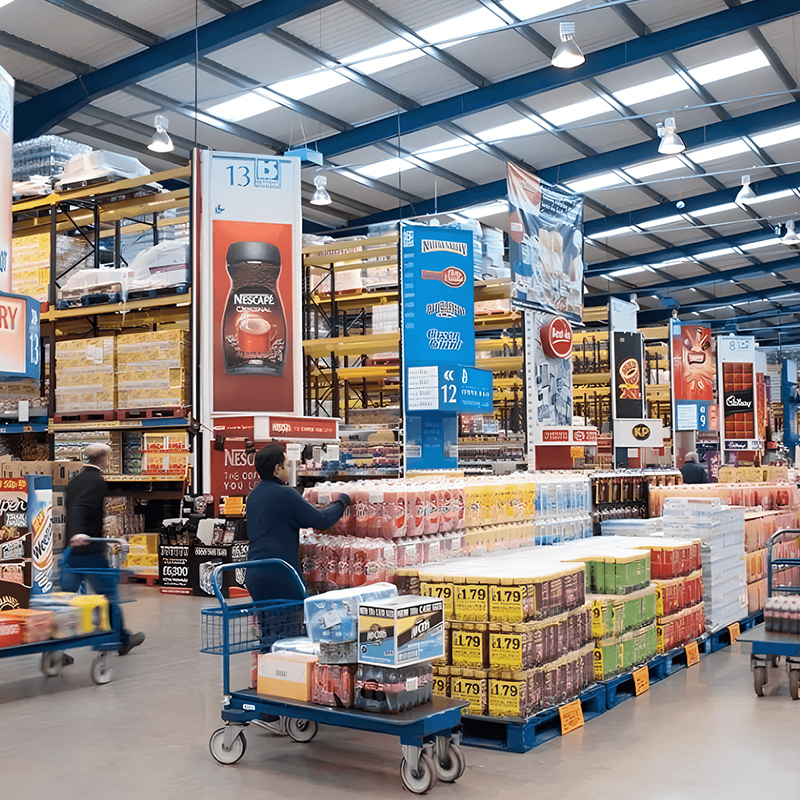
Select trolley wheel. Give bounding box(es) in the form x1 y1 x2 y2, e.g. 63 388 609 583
91 653 113 685
400 754 437 795
41 651 65 678
209 727 247 765
790 670 799 701
753 666 767 697
435 743 465 783
286 718 318 743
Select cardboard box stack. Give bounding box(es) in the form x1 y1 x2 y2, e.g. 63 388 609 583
53 431 121 474
122 534 158 575
116 330 189 410
0 379 46 417
55 337 116 413
416 557 593 719
662 499 747 632
103 496 145 539
12 232 91 304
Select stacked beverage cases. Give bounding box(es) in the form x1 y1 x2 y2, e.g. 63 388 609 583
301 474 593 593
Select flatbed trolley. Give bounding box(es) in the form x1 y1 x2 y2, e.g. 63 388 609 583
740 528 800 699
201 559 468 794
0 537 131 685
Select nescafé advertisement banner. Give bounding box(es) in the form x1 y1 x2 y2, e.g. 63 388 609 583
507 163 584 324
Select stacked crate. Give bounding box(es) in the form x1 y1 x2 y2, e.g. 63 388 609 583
55 337 116 413
115 330 189 410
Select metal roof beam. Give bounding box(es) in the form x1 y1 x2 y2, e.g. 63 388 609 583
307 0 800 159
704 302 800 326
43 0 161 47
13 0 341 140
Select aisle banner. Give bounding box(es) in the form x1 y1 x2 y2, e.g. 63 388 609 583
717 335 758 451
507 164 584 324
400 223 476 472
529 311 573 430
0 65 12 295
670 320 715 431
782 360 800 449
756 349 768 443
195 151 302 416
611 331 645 420
0 289 40 380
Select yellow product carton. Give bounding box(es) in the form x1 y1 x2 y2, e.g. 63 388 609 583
453 577 490 622
449 667 488 715
450 621 490 668
69 595 111 633
488 668 530 718
420 579 454 619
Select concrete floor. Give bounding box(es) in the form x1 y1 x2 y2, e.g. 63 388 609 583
0 588 796 799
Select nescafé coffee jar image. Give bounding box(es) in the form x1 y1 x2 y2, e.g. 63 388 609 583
222 241 287 376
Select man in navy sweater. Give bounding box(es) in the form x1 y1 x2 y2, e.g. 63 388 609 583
245 444 350 602
680 451 709 484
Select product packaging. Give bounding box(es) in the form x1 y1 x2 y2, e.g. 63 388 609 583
257 651 318 701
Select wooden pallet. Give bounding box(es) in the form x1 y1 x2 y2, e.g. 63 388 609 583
54 410 116 423
116 406 187 421
126 572 159 586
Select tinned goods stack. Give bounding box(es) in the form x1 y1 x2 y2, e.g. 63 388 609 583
55 337 116 414
662 498 747 632
415 558 593 719
116 330 190 411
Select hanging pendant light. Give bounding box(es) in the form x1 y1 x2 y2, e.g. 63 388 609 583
551 22 585 69
736 175 756 206
147 114 174 153
310 175 332 206
656 117 685 155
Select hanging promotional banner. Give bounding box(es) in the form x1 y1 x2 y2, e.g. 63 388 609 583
717 335 758 451
611 331 646 420
507 164 584 324
782 359 800 449
401 223 487 472
0 65 13 295
669 320 715 432
195 150 302 418
609 297 638 334
756 349 768 444
0 289 41 380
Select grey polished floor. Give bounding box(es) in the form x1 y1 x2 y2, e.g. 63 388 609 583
0 588 796 799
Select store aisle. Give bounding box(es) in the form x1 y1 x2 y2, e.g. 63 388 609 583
0 588 794 800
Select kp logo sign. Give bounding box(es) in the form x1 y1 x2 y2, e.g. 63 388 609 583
632 424 651 441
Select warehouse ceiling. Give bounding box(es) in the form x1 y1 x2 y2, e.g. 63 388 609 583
4 0 800 341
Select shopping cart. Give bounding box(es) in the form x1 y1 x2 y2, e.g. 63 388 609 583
739 528 800 699
201 559 468 794
0 537 132 686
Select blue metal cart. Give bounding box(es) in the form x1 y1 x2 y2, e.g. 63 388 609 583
0 537 130 685
739 528 800 699
201 559 467 794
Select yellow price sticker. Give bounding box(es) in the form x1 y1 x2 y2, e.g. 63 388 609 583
632 665 649 696
685 641 700 666
728 622 741 644
559 699 584 735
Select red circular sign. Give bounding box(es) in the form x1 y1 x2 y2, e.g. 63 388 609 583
541 317 573 359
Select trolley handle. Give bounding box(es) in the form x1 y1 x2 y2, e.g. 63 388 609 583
210 558 306 608
766 528 800 552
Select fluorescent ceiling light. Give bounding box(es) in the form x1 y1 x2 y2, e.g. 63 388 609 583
205 92 277 122
626 157 684 180
543 97 612 127
695 247 736 259
741 238 782 250
417 142 475 162
692 202 739 216
753 123 800 148
690 139 750 164
566 173 625 193
0 0 16 7
459 200 509 219
271 70 349 100
614 75 688 106
588 226 635 238
652 257 694 268
608 266 653 278
689 49 770 85
355 157 413 179
638 215 683 229
477 119 541 142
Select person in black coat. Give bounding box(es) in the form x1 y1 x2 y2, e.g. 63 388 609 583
245 444 350 602
680 451 708 484
62 444 145 655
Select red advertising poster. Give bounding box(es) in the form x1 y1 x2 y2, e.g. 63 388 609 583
209 437 270 500
212 220 295 413
671 324 714 401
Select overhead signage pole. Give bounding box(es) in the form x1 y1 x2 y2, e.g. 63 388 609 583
0 64 13 294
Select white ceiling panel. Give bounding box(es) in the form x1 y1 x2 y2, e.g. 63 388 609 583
210 37 320 86
499 133 589 170
378 57 477 105
570 121 652 155
633 0 729 33
0 44 71 89
760 20 800 85
444 30 549 83
139 64 239 105
96 0 222 39
88 91 160 119
301 82 399 126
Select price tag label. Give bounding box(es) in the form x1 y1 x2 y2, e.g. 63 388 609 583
454 584 489 621
488 679 523 718
489 584 526 623
685 641 700 666
559 699 584 735
727 622 740 644
632 665 649 696
489 631 524 670
421 582 454 618
451 630 486 668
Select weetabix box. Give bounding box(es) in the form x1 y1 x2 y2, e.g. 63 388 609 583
358 595 444 667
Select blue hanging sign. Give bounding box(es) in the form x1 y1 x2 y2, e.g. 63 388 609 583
0 289 40 380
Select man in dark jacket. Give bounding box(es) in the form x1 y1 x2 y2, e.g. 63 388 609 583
680 451 708 484
62 444 145 655
245 443 350 602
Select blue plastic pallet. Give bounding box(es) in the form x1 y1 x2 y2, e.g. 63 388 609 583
699 611 764 655
602 647 688 709
461 684 606 753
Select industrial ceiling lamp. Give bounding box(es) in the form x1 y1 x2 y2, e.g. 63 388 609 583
147 114 174 153
551 22 585 69
656 117 685 155
781 219 800 246
736 174 756 206
310 175 332 206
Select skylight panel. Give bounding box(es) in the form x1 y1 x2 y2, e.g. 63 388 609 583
690 140 749 163
614 75 688 106
752 123 800 148
747 190 795 204
415 142 476 162
626 157 684 180
205 92 277 122
355 158 414 179
478 119 541 142
741 238 783 250
271 70 349 100
689 50 770 85
607 266 653 278
692 202 739 216
543 97 614 127
502 0 580 19
566 173 625 193
419 7 500 46
459 200 510 219
638 215 683 229
587 226 636 238
695 247 737 259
